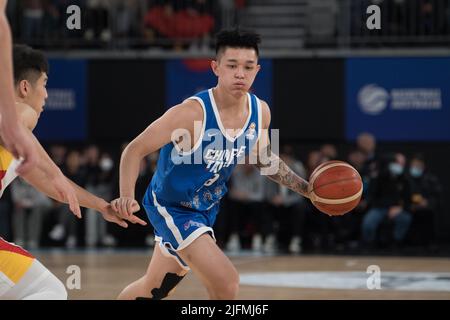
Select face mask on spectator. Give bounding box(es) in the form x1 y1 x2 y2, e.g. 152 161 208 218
410 167 423 178
389 162 404 176
100 157 113 171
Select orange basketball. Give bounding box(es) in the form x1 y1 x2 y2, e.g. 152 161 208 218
308 160 363 216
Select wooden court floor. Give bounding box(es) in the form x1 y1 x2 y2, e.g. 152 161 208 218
36 250 450 300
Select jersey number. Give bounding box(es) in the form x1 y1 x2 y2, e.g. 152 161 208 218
204 173 220 187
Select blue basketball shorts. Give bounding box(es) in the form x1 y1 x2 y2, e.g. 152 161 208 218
143 191 217 270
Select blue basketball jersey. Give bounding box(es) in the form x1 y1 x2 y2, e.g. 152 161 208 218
144 88 262 213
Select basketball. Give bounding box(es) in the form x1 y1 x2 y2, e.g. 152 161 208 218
308 160 363 216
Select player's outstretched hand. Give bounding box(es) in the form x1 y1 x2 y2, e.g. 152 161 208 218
111 197 140 218
101 204 129 228
99 201 147 228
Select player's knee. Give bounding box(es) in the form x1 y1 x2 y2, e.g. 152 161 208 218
212 272 239 300
224 279 239 299
213 282 239 300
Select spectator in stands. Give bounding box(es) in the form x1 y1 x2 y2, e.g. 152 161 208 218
48 144 67 168
320 143 338 161
334 149 369 250
265 145 307 254
407 154 442 247
40 0 83 47
5 0 20 38
111 0 146 48
356 132 378 179
11 178 52 249
84 0 112 43
84 145 117 247
419 0 435 35
307 0 338 40
21 0 45 44
144 0 214 51
390 0 407 36
226 164 266 253
216 0 237 30
348 148 371 206
361 152 412 250
49 149 87 248
348 149 366 173
41 0 63 43
305 150 325 176
303 149 336 251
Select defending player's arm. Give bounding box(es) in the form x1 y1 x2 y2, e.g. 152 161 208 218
253 101 313 200
18 104 146 227
112 100 203 217
21 167 146 228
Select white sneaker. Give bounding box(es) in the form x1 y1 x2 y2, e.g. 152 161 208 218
49 224 66 241
251 234 263 252
289 236 302 254
226 233 241 252
264 234 277 254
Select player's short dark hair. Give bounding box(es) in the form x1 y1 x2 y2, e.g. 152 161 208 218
13 44 49 85
215 28 261 58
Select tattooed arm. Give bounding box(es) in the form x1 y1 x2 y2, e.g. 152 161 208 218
253 100 314 200
255 143 312 199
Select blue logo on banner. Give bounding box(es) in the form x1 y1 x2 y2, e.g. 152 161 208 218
166 59 272 108
346 58 450 141
34 59 87 141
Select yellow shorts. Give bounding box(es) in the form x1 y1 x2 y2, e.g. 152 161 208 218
0 237 35 295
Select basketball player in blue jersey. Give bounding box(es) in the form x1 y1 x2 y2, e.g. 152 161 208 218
112 29 314 300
